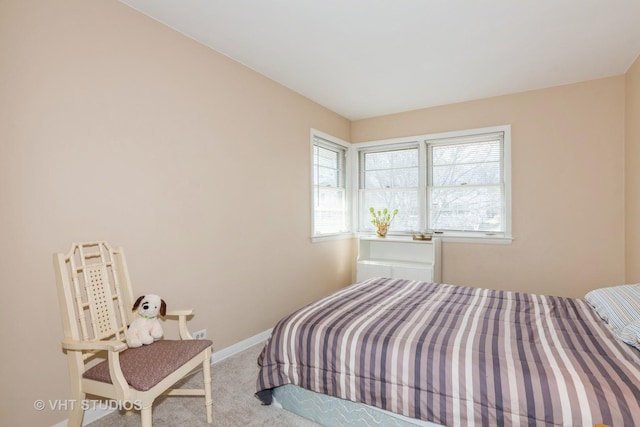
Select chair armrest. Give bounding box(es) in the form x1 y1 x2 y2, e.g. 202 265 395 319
62 339 131 400
164 309 196 340
62 339 127 352
165 309 194 317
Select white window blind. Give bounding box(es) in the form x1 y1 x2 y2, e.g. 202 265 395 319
358 145 421 232
312 136 348 236
428 132 505 233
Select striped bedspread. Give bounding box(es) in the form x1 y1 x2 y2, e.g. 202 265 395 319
256 278 640 426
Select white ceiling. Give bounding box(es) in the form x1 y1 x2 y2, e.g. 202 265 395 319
120 0 640 120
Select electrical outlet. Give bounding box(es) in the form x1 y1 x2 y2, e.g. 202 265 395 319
193 329 207 340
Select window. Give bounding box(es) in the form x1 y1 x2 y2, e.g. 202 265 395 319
358 144 422 232
310 125 511 243
311 133 349 238
354 126 511 241
428 132 505 234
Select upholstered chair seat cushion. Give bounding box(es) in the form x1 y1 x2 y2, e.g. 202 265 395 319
83 340 213 391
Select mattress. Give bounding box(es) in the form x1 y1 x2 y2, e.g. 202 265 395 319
256 277 640 426
273 384 440 427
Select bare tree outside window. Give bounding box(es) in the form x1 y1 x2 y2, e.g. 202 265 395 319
315 126 509 240
357 130 507 236
359 147 420 232
429 140 504 232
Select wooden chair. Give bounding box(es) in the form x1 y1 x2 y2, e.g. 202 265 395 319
53 241 213 427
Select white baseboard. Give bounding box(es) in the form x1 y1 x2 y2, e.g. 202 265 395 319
50 406 116 427
51 328 273 427
210 328 272 364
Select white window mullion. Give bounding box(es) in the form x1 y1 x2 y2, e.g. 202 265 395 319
418 141 427 232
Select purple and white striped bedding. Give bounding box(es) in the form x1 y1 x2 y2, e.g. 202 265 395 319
256 277 640 426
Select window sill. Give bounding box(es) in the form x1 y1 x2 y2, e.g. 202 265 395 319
436 233 513 244
355 232 513 245
311 233 354 243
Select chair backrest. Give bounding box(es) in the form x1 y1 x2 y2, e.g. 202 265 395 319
54 242 136 350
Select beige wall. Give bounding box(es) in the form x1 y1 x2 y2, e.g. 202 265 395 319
352 77 627 297
626 55 640 281
1 1 638 426
0 1 352 426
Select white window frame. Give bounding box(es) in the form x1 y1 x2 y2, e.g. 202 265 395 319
356 141 425 233
310 129 352 242
352 125 512 244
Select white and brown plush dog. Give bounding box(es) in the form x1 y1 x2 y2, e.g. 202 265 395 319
125 294 166 348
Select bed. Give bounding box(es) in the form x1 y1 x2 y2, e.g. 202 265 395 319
256 277 640 426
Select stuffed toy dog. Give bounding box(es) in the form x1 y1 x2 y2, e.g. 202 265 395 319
125 294 166 348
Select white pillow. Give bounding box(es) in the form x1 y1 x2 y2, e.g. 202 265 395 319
584 283 640 334
619 320 640 350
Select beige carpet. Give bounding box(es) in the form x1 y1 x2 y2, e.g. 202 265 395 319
87 342 319 426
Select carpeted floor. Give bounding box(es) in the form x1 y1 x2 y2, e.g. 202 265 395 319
87 342 319 426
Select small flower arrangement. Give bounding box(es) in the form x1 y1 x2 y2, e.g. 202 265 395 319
369 207 398 237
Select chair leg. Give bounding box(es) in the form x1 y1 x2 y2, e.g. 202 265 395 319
140 404 153 427
203 350 213 423
67 390 85 427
